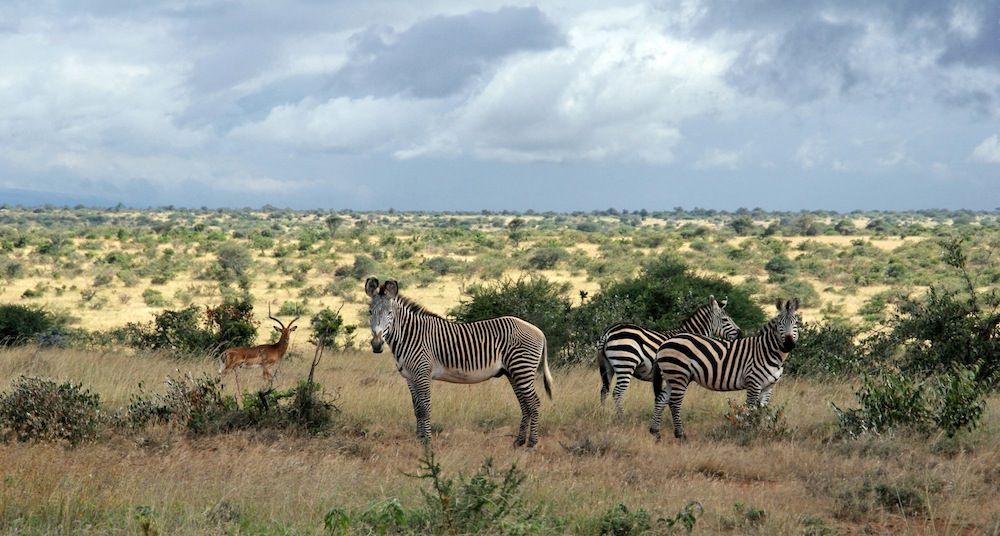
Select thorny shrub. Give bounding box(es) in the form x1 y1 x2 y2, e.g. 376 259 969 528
0 375 103 445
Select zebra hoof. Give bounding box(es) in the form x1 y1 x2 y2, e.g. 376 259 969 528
513 437 527 447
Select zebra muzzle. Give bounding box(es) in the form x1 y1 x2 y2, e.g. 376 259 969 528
371 339 384 353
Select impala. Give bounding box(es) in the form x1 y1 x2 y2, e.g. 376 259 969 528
219 304 299 391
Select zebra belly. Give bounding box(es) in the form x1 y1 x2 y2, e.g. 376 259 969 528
431 362 502 384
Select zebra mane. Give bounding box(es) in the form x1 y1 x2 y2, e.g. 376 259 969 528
393 294 446 320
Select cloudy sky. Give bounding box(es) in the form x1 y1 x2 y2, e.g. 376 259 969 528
1 1 998 211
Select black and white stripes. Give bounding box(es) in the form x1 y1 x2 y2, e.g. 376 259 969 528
366 277 553 447
648 298 800 440
598 296 740 415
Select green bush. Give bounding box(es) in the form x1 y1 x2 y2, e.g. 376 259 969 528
422 256 461 276
784 322 863 376
142 288 167 307
525 246 567 270
597 501 702 535
117 299 256 356
325 448 546 534
833 369 932 436
351 255 378 279
598 503 651 536
0 376 102 444
0 304 54 346
119 374 336 436
310 307 346 348
764 254 796 282
708 400 790 446
586 255 764 332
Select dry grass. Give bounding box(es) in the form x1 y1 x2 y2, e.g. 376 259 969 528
2 347 999 534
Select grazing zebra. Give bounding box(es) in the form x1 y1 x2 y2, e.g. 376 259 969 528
598 296 741 415
365 278 554 447
649 298 800 440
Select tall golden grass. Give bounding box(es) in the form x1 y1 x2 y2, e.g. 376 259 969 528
1 346 999 534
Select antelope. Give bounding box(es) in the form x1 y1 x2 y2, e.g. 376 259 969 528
219 304 299 391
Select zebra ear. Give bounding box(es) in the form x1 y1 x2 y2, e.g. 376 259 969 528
383 280 399 298
791 297 800 310
720 297 729 309
775 299 784 311
365 277 379 297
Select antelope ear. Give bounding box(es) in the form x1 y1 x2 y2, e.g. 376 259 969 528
775 299 784 311
273 326 281 331
290 325 298 331
365 277 379 297
383 280 399 298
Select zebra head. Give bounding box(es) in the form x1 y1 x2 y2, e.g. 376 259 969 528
710 295 741 340
365 277 399 354
771 298 801 352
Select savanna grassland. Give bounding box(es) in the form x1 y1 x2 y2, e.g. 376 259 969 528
1 206 1000 535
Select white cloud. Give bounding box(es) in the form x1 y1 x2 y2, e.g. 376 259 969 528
694 148 742 169
972 134 1000 163
795 137 826 169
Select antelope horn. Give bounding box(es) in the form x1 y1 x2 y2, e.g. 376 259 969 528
268 303 286 330
288 315 301 328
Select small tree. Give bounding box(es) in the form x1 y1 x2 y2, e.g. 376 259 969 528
214 243 253 289
0 305 54 346
311 306 346 349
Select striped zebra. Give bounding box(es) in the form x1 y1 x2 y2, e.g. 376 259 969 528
649 298 800 440
365 278 554 447
598 296 741 415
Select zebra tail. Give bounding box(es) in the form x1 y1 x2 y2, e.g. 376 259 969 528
651 357 663 401
541 337 553 400
598 333 612 395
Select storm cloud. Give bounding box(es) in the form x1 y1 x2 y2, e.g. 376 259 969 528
0 0 997 211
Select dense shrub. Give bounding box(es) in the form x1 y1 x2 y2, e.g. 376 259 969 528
119 374 336 436
142 288 167 307
0 376 102 444
525 246 567 270
585 255 765 332
117 298 256 356
764 254 796 282
784 322 863 376
421 256 461 275
833 366 985 438
212 243 253 288
0 304 54 346
351 255 378 279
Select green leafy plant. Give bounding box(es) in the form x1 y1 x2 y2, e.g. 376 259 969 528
0 376 102 445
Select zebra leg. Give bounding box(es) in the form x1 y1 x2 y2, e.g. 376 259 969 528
611 365 637 417
668 381 688 440
745 383 762 407
649 384 670 441
508 368 541 447
406 377 432 442
760 383 775 407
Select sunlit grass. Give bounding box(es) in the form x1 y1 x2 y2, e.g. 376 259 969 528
2 347 999 534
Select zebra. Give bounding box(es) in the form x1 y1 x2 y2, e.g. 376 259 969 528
598 296 741 415
365 277 554 447
649 298 800 440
